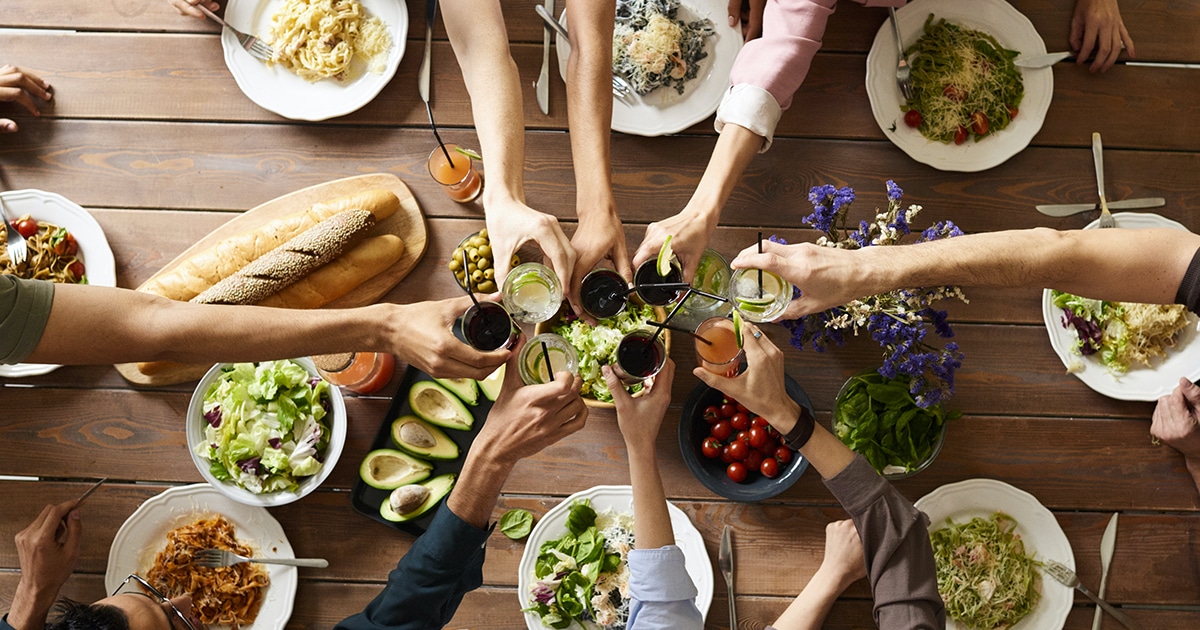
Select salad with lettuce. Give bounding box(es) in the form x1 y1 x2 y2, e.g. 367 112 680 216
196 360 332 494
1052 290 1191 374
525 500 632 629
553 304 655 402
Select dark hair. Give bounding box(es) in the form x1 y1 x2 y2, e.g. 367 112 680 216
44 598 130 630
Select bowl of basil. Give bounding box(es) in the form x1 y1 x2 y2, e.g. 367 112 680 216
833 369 957 479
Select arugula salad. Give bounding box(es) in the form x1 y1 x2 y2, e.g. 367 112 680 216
553 304 655 402
196 360 332 494
525 500 634 629
1051 290 1191 374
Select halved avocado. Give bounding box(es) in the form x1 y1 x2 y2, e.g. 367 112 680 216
391 415 459 460
409 381 474 430
379 474 457 522
478 364 505 402
435 378 480 406
359 449 432 490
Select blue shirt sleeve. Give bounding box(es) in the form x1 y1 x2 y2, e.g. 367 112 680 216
1 614 18 630
626 546 703 630
334 504 492 630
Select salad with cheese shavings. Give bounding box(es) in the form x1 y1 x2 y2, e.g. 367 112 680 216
525 501 633 629
931 512 1041 630
613 0 713 95
553 304 656 402
1052 290 1192 374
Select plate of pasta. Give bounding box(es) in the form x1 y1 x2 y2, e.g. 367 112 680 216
222 0 407 121
0 189 116 378
555 0 742 136
105 484 297 630
865 0 1052 171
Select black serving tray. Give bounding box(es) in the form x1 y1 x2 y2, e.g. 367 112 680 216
350 366 493 535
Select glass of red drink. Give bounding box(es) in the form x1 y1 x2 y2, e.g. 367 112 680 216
580 268 628 319
459 301 518 351
612 329 667 383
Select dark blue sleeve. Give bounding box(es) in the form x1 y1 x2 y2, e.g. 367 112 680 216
334 504 492 630
1 614 18 630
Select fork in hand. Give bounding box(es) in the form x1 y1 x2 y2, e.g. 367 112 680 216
1043 560 1139 629
194 4 275 61
193 548 328 569
888 8 913 101
0 195 28 265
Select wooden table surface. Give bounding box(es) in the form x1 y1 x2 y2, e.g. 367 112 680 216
3 1 1200 628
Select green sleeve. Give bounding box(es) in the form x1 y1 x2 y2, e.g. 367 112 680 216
0 276 55 364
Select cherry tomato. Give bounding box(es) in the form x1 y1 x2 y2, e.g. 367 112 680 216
1007 105 1019 120
702 405 720 424
730 412 750 431
903 109 922 128
954 125 969 145
67 261 86 282
701 437 722 459
970 111 989 136
748 426 768 449
760 457 780 479
735 402 748 414
720 445 735 464
735 430 750 444
726 462 749 483
744 449 764 472
14 219 38 239
767 426 780 439
752 416 769 428
775 446 794 464
710 421 733 442
719 403 737 419
52 232 79 257
728 440 749 461
943 85 965 102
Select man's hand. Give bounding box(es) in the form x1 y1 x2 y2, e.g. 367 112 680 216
1 65 52 134
1070 0 1135 73
605 359 674 450
486 200 576 294
732 240 860 319
1152 378 1200 459
569 207 631 320
815 520 867 592
389 297 510 380
169 0 221 18
692 322 799 434
633 209 718 283
726 0 767 41
9 501 83 629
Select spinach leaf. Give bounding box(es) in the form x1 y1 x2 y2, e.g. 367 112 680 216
499 508 534 540
565 500 597 536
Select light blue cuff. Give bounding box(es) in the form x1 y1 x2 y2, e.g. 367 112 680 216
628 545 698 602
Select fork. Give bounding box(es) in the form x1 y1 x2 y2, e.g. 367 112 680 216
1043 560 1139 629
611 75 634 102
194 4 275 61
888 8 913 101
534 5 634 102
0 194 28 265
1092 133 1116 228
193 548 328 568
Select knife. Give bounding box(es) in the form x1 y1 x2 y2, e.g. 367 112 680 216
536 0 554 115
1017 51 1200 70
1036 197 1165 217
418 0 437 104
719 525 737 630
56 477 107 542
1092 513 1119 630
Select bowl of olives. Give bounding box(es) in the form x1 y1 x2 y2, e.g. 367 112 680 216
448 229 519 294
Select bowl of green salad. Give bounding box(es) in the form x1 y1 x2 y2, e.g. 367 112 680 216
187 358 346 506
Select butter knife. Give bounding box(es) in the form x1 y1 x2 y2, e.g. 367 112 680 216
1015 52 1072 68
1092 513 1119 630
1036 197 1165 217
418 0 437 104
536 0 554 115
719 525 737 630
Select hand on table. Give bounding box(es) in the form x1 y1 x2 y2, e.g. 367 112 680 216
731 240 858 320
632 209 718 284
1070 0 1135 72
486 199 575 295
1 65 52 134
605 359 675 450
391 297 510 380
815 519 867 592
692 322 800 434
169 0 221 18
568 206 631 321
1152 378 1200 459
8 501 82 630
726 0 767 40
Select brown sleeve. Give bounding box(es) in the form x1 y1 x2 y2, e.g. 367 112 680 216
1174 246 1200 315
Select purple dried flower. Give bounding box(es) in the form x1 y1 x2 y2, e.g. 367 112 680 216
886 179 903 200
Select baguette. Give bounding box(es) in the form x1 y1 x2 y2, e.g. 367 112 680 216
140 189 400 301
191 209 376 305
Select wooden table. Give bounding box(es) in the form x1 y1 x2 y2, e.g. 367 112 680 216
3 1 1199 628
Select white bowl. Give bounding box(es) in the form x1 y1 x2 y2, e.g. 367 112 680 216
186 358 346 507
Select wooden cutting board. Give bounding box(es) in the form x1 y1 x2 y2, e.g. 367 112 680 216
114 173 427 386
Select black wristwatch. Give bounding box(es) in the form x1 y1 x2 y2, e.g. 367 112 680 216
782 406 814 450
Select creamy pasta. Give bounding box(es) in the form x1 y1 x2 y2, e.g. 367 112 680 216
268 0 391 82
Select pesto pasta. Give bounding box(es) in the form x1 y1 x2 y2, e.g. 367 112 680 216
931 512 1041 630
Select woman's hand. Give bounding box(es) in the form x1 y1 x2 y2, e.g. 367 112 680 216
0 65 52 133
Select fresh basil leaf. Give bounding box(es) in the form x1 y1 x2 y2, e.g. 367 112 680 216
499 508 534 540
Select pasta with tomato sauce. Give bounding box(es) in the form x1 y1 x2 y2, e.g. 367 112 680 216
1 215 87 283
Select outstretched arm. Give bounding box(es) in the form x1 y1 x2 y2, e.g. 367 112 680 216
770 520 867 630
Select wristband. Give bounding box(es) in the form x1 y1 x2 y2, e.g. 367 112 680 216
782 406 814 450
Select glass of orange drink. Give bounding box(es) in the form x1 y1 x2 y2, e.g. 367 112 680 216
427 144 483 203
694 317 743 377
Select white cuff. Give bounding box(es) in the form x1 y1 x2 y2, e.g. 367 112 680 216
714 84 782 153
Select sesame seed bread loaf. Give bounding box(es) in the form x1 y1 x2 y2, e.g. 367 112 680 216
256 234 405 309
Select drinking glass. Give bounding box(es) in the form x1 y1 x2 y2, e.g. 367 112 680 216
459 301 518 351
612 329 667 383
427 144 483 203
633 257 683 306
674 248 732 329
730 268 792 323
694 317 743 377
502 262 564 324
518 333 580 385
580 267 628 319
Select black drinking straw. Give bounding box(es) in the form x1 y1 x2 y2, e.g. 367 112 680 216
757 231 764 298
540 341 555 382
645 320 712 345
650 289 692 345
425 101 456 168
624 281 690 295
460 250 480 306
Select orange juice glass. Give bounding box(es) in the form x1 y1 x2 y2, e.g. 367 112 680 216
314 352 396 394
427 144 483 203
694 317 742 377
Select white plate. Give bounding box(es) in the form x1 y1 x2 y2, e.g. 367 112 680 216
223 0 408 121
1041 212 1200 401
0 189 116 378
105 484 297 630
865 0 1051 172
557 2 743 136
915 479 1073 630
517 485 714 629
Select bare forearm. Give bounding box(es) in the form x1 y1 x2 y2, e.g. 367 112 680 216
566 0 615 212
683 123 763 224
625 442 675 549
761 397 854 481
448 451 514 529
770 567 847 630
7 577 57 630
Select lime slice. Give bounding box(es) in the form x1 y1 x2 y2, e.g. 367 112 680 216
656 235 674 277
733 310 744 348
736 295 774 313
455 146 483 160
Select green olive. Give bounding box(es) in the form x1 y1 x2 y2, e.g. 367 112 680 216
511 255 520 267
471 269 484 282
468 262 477 274
448 259 462 272
478 228 488 239
476 257 491 271
468 250 481 263
470 236 487 248
477 280 497 293
483 268 495 280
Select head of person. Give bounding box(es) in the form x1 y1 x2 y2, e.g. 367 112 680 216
46 575 204 630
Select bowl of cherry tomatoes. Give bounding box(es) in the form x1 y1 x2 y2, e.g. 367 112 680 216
677 376 811 502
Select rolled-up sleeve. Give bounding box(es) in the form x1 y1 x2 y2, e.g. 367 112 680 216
627 545 703 630
0 276 54 365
